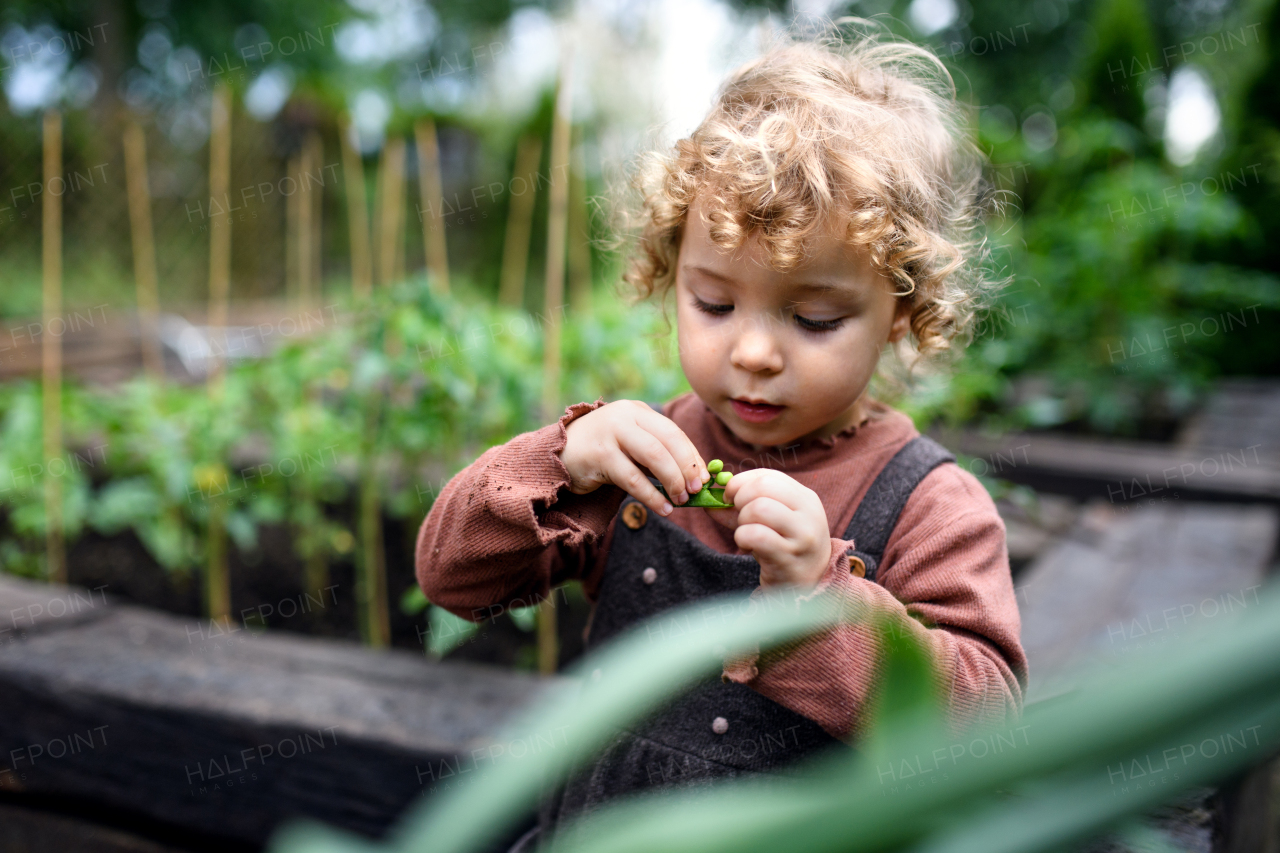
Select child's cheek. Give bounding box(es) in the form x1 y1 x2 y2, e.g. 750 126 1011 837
676 319 722 389
821 329 876 397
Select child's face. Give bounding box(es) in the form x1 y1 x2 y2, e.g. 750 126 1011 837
675 198 910 447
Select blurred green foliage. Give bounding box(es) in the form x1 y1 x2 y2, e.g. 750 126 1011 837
884 0 1280 436
0 279 686 579
2 0 1276 438
903 113 1280 435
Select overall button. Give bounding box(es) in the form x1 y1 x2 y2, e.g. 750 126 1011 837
848 554 866 578
641 567 657 584
621 503 647 530
711 717 729 735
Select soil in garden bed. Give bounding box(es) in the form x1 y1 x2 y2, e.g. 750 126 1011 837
59 516 592 673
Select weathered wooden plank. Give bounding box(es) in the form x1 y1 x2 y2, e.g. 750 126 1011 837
0 301 343 383
1177 378 1280 463
0 574 112 641
1017 502 1278 852
934 428 1280 502
1016 502 1278 703
0 576 561 847
0 801 186 853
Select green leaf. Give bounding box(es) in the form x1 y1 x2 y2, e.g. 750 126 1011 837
268 581 1280 853
87 477 160 535
508 605 536 632
399 585 428 616
225 508 259 553
425 605 480 659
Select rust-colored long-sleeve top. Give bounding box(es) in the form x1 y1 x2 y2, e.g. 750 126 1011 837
416 394 1027 742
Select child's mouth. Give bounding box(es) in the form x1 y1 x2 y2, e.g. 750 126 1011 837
730 399 785 423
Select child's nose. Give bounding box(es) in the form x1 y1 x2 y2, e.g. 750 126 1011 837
729 324 784 374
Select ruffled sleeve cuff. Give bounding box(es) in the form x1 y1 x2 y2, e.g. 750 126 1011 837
481 398 624 550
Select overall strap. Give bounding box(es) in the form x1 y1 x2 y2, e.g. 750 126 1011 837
843 435 954 583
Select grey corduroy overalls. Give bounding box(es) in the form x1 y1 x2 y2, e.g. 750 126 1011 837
518 435 954 850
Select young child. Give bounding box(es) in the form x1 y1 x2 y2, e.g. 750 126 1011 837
417 31 1026 837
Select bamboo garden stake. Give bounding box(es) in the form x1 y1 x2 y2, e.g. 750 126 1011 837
41 110 64 585
297 144 313 311
357 141 389 644
538 46 574 675
567 125 593 314
123 122 164 380
542 55 574 425
298 132 328 596
285 152 301 308
380 137 406 286
353 135 407 648
414 119 450 294
207 83 232 389
371 146 384 286
339 120 373 297
357 406 390 649
309 133 327 594
306 132 324 307
205 83 233 625
393 144 407 285
498 134 543 308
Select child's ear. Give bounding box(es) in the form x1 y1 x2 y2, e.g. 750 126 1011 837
887 297 913 344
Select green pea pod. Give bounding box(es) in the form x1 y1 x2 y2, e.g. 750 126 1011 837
656 483 733 509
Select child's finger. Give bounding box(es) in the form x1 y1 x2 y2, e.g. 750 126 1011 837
708 505 741 529
734 496 805 543
617 426 689 506
638 408 709 492
720 468 759 504
724 469 805 511
733 522 788 557
604 449 674 516
722 468 781 506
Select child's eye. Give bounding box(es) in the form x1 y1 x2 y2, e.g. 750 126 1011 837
692 296 733 316
794 312 843 332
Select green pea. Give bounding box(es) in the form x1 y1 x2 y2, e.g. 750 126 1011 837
658 480 733 508
715 471 733 486
707 459 724 475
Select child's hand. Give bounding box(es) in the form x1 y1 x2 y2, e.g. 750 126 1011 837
721 470 832 589
560 401 711 516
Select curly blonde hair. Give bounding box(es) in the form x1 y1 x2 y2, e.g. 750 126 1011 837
624 24 998 360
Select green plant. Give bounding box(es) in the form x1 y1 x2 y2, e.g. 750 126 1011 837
0 279 686 625
270 581 1280 853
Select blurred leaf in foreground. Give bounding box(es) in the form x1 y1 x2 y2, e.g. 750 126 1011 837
270 578 1280 853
